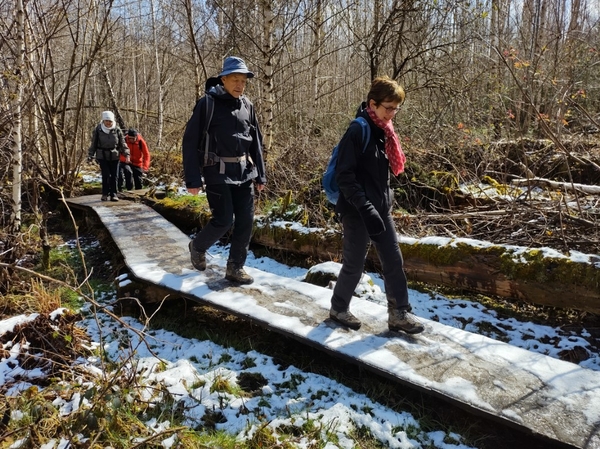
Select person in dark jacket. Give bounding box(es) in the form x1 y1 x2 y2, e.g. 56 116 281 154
119 128 151 191
329 76 424 334
88 111 130 201
182 56 266 284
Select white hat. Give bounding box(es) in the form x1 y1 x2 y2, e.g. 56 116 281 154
101 111 115 122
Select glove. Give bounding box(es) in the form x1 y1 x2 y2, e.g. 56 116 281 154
358 203 386 237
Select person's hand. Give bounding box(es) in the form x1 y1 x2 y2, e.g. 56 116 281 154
358 203 385 237
125 156 131 163
256 184 265 192
187 187 201 195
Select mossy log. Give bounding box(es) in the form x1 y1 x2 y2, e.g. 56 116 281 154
252 218 600 315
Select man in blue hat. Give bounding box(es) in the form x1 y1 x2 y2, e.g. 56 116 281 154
182 56 266 284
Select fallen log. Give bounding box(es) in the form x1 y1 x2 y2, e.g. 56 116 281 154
512 177 600 195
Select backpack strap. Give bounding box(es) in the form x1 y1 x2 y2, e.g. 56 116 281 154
202 95 215 167
238 96 253 165
353 117 371 153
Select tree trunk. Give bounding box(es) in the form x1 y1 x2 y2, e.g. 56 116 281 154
11 0 25 235
260 0 274 154
149 0 164 149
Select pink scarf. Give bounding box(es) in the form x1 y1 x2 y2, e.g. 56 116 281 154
366 107 406 175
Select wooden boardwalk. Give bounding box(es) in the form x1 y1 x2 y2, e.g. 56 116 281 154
66 194 600 449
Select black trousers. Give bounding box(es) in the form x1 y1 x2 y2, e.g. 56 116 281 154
118 163 144 190
98 159 119 197
191 181 254 267
331 209 410 313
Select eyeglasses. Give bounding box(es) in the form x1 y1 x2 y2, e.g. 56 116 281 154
379 104 401 114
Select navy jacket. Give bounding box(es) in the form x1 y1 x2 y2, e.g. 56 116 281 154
182 84 266 188
335 102 393 217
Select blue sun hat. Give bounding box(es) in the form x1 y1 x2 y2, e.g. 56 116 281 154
218 56 254 78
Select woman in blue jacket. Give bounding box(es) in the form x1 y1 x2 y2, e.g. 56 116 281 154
182 57 266 284
330 76 423 334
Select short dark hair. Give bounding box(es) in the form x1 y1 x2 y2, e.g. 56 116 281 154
367 76 405 106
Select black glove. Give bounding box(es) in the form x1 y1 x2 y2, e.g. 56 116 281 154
358 203 386 237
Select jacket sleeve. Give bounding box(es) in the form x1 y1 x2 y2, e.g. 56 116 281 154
335 121 370 209
248 101 266 185
140 137 151 171
117 128 130 157
182 98 205 189
88 126 98 158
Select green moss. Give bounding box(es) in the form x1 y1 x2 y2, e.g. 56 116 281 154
254 218 339 254
157 194 207 211
428 170 459 190
499 250 600 289
400 241 505 267
401 239 600 294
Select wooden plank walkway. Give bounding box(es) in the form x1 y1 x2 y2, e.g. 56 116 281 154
66 194 600 449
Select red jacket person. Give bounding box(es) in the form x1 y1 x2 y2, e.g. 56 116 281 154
118 128 151 191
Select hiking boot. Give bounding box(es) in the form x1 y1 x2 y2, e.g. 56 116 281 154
110 195 119 202
329 308 362 330
188 241 206 271
388 309 424 334
225 264 253 284
101 195 108 201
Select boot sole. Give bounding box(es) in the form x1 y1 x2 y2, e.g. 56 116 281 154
329 314 362 330
389 325 424 335
225 275 253 284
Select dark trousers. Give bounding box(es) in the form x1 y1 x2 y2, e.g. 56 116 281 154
192 182 254 267
98 159 119 197
331 210 410 313
118 163 144 191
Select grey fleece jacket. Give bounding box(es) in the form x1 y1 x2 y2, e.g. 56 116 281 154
88 124 129 161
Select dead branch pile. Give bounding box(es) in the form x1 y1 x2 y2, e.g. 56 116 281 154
393 137 600 255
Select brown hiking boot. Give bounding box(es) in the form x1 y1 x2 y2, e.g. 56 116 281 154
189 241 206 271
225 264 253 284
329 308 362 330
388 309 424 334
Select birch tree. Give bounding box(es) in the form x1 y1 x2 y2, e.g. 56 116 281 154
259 0 274 153
10 0 25 235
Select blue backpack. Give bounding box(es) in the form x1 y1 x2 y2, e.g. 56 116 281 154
322 117 371 205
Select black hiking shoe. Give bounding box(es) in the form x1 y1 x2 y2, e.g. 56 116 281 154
329 308 362 330
189 241 206 271
101 195 108 201
225 264 253 284
388 309 424 334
